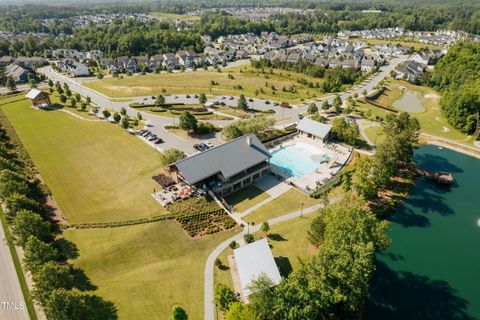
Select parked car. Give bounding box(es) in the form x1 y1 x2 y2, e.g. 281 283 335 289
248 98 254 102
186 94 191 98
220 96 225 100
273 102 279 106
149 135 157 141
155 138 164 144
229 96 234 100
205 141 214 148
265 100 271 105
194 94 198 98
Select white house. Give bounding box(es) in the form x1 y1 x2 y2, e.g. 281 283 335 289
233 238 282 299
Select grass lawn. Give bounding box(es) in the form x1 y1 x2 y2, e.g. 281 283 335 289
166 127 191 140
85 66 326 103
361 38 441 51
0 96 165 223
365 126 387 145
224 185 270 213
63 220 239 320
244 188 320 224
360 80 475 146
214 212 320 290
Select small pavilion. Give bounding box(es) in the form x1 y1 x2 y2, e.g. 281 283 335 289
25 89 51 108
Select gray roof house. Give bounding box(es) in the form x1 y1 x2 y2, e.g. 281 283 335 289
170 134 271 196
6 63 32 83
297 118 332 141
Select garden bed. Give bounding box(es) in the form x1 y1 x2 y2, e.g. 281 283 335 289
167 196 237 238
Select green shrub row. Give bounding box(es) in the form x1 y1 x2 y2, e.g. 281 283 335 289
66 213 177 229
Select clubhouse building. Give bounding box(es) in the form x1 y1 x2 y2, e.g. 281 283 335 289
169 134 271 197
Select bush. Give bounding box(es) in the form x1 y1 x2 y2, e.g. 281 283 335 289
243 233 254 243
229 240 238 249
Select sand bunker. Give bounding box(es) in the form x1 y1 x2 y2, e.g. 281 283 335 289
425 93 440 99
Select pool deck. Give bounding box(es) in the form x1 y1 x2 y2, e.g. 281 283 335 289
269 136 352 193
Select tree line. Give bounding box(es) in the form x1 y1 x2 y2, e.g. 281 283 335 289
0 108 117 320
429 42 480 134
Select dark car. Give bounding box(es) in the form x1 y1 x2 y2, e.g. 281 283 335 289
155 138 164 144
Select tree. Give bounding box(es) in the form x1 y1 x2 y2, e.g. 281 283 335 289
225 302 257 320
80 102 87 111
120 107 127 116
0 169 30 198
45 288 117 320
321 100 329 110
247 274 276 320
260 222 270 235
350 156 379 200
70 98 76 108
137 112 143 121
179 111 197 134
120 117 129 129
307 103 318 115
65 88 72 97
214 283 238 310
92 107 99 115
33 261 74 305
215 258 222 268
113 113 121 123
12 210 52 246
85 96 91 104
308 216 325 247
24 236 60 273
5 193 44 221
156 94 166 106
75 93 81 101
243 233 254 243
383 112 420 163
229 240 238 249
59 94 67 103
47 79 53 88
331 117 360 146
198 93 207 104
6 77 16 92
237 94 248 110
102 110 111 119
29 78 37 89
159 148 186 166
333 95 342 113
222 124 243 140
170 304 188 320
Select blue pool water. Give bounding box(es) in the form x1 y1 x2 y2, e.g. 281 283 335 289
270 142 330 177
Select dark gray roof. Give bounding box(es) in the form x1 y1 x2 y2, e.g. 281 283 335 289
174 134 271 185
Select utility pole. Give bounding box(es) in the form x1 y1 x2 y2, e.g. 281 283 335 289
300 202 304 217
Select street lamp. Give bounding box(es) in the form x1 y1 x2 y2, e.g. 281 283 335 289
300 202 304 217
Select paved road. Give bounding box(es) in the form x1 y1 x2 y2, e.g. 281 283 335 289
203 202 325 320
0 219 29 320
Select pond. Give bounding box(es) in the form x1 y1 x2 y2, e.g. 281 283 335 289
393 91 425 113
369 145 480 320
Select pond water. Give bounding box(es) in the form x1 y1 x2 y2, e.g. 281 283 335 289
393 91 425 113
369 145 480 320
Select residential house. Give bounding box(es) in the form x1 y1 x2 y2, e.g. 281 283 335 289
57 59 90 77
6 63 32 83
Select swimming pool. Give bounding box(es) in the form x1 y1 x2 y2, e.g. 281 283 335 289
270 142 331 178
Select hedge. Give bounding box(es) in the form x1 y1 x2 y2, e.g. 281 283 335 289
65 213 177 229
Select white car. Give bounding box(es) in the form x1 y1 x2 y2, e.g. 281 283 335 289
205 141 214 148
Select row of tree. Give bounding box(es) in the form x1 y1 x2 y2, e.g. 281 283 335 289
429 42 480 134
0 111 117 319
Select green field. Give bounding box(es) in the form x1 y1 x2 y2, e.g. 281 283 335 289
362 80 474 146
0 96 165 223
85 66 326 103
244 188 320 224
361 38 442 51
365 126 387 145
64 220 239 320
224 185 270 213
